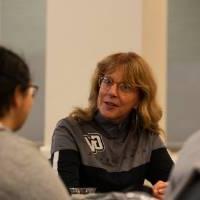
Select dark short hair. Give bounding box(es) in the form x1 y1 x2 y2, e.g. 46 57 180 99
0 46 31 117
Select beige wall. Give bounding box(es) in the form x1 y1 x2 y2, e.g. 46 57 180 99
44 0 143 148
142 0 167 132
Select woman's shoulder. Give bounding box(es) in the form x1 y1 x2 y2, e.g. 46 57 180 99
51 117 94 153
56 117 89 129
53 116 93 138
56 116 76 126
139 130 166 150
0 132 70 200
0 132 43 166
0 131 36 150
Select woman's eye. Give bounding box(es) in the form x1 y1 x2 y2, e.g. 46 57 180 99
103 77 113 85
120 83 132 91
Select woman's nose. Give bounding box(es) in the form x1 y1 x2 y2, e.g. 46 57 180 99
107 83 118 96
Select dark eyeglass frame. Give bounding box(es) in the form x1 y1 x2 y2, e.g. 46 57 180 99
99 76 135 93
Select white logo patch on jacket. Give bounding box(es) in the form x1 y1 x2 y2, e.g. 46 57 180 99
84 133 104 154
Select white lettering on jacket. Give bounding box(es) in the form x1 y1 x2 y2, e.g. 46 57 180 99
84 133 104 154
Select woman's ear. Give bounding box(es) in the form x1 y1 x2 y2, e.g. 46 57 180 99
12 86 24 109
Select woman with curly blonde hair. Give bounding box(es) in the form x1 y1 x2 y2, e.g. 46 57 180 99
51 52 173 199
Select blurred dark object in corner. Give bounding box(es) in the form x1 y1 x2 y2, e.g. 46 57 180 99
176 170 200 200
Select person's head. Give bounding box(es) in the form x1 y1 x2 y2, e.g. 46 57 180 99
0 46 38 131
71 52 162 134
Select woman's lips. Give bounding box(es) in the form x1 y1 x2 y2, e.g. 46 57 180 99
104 101 119 109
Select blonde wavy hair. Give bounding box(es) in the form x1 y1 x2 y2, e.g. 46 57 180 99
69 52 163 135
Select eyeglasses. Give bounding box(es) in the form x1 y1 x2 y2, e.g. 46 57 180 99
99 76 135 93
28 84 39 97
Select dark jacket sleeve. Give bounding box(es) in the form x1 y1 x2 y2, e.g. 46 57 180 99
146 147 174 184
50 118 81 188
57 150 81 188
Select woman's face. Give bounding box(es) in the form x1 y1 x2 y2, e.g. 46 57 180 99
97 67 139 122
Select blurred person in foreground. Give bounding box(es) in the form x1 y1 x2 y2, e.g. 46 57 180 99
0 46 70 200
165 129 200 200
51 52 174 200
